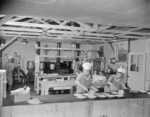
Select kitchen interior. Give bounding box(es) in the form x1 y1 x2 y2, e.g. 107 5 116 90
0 0 150 117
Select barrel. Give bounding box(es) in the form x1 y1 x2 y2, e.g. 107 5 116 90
27 61 35 70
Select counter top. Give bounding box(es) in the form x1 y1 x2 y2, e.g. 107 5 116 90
4 91 150 106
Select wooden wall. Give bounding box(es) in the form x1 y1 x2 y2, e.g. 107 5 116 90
0 98 150 117
130 40 146 53
2 40 102 73
39 41 101 61
2 40 35 73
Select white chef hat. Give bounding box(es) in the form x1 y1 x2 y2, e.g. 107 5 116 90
117 66 126 74
82 62 92 70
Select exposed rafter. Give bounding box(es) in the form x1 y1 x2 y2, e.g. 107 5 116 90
0 15 150 44
0 15 13 27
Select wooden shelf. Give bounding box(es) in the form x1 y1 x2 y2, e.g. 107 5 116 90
35 46 98 52
39 55 76 59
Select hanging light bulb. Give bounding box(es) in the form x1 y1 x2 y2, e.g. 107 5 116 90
22 39 28 44
71 42 76 47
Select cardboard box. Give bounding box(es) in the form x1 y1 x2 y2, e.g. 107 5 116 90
13 93 31 103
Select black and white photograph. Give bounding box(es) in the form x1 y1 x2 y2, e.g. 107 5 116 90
0 0 150 117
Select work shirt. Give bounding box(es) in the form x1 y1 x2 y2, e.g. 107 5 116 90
107 63 120 74
108 74 125 92
76 73 92 94
4 61 16 85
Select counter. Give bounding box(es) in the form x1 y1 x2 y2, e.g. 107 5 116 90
1 91 150 117
5 91 150 105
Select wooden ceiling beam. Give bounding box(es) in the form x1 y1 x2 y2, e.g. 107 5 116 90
1 33 106 43
0 36 19 51
98 26 111 32
115 27 146 36
0 15 14 27
102 30 150 36
0 26 43 33
0 15 5 18
5 21 89 31
1 29 113 40
77 22 93 31
8 16 27 22
0 26 113 37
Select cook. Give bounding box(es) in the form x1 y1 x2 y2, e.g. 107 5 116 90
4 56 16 93
75 62 98 94
107 66 127 92
106 57 119 74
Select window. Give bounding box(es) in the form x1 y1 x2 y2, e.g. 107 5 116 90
130 54 143 72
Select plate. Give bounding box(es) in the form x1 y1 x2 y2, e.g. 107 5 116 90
116 95 124 98
27 98 42 105
101 93 109 96
112 92 118 95
95 93 106 98
130 90 139 93
147 92 150 95
74 94 86 99
139 90 148 93
87 95 97 99
107 94 116 98
74 94 82 97
118 90 124 95
76 96 87 99
83 93 89 97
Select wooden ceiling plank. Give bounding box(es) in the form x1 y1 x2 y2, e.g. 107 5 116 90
24 18 36 23
77 22 93 31
2 31 41 36
59 21 69 26
5 21 88 31
98 26 111 32
1 33 106 42
102 30 150 36
116 27 145 36
47 30 113 37
0 36 19 51
0 15 6 18
0 15 14 27
8 16 29 22
0 26 113 37
2 30 102 40
35 18 50 24
0 26 43 33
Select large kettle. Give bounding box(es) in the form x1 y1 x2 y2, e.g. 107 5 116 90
50 63 55 70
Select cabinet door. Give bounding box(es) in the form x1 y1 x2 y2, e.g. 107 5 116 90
128 53 146 91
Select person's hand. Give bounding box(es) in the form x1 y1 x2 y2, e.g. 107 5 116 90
110 84 117 92
92 87 98 92
83 87 89 92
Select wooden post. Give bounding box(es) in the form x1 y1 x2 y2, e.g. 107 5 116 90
0 51 2 69
0 70 6 106
126 38 131 87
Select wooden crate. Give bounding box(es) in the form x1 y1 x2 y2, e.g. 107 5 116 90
0 70 7 106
